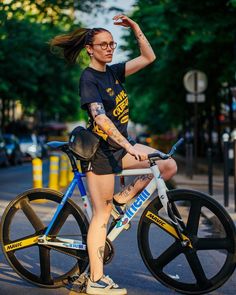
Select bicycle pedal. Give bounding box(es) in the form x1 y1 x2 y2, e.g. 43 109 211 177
67 272 88 292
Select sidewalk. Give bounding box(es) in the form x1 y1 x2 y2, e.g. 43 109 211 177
172 171 236 224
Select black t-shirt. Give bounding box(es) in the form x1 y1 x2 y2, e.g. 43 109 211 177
79 63 129 149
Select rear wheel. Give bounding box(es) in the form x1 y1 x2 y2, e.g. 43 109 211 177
138 189 236 294
0 188 89 288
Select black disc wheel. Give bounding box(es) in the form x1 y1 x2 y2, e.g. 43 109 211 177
0 188 89 288
138 189 236 294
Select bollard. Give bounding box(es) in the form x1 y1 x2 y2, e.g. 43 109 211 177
207 147 213 195
77 160 82 173
223 133 230 207
49 155 59 190
67 158 82 182
67 158 74 182
32 158 42 188
59 154 68 188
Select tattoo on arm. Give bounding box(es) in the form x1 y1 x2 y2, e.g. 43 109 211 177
88 104 130 149
97 246 105 262
100 116 130 150
88 102 106 119
135 30 151 48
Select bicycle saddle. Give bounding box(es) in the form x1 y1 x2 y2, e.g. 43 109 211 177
47 141 68 149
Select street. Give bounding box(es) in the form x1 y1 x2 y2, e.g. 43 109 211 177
0 163 236 295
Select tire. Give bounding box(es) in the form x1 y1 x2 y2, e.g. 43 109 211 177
0 188 89 288
138 189 236 294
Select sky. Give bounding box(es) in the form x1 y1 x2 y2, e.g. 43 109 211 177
76 0 136 63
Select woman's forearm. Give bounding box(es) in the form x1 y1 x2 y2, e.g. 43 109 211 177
131 24 156 62
95 115 131 151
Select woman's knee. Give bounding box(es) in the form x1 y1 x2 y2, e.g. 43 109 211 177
92 200 113 221
159 158 177 180
166 158 177 177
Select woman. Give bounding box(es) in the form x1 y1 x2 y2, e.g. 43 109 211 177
50 14 177 295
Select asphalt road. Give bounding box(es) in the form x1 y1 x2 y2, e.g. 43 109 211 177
0 162 236 295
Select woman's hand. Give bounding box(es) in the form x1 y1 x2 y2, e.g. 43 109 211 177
113 14 138 29
126 145 148 161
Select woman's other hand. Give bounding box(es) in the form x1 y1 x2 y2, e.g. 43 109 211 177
113 14 137 29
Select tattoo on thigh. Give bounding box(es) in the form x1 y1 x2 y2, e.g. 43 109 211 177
97 246 105 262
139 174 153 181
118 183 134 198
117 175 153 199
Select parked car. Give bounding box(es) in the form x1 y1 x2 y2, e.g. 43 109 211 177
19 134 42 159
0 132 9 167
3 134 23 165
37 135 49 158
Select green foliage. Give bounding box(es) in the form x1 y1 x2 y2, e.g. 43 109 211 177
229 0 236 8
0 17 84 122
0 0 101 125
124 0 236 132
1 0 103 26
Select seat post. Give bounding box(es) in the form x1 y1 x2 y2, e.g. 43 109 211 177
62 146 78 172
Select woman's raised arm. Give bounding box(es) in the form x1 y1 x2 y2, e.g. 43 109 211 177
113 14 156 76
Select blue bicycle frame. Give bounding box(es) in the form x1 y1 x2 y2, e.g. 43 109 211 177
44 171 92 237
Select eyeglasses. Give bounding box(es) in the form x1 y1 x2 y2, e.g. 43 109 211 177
92 41 117 50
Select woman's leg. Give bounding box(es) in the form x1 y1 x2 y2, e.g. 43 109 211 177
86 172 115 282
114 143 177 205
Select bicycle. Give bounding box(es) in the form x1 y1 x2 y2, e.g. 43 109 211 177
1 138 236 294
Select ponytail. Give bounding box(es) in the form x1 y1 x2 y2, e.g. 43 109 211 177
49 27 110 65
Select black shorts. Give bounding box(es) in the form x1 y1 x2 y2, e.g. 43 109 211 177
80 138 136 175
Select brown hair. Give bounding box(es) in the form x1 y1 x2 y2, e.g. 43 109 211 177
49 27 110 65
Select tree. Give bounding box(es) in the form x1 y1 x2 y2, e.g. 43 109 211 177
124 0 236 135
0 0 106 129
1 0 103 26
0 17 86 127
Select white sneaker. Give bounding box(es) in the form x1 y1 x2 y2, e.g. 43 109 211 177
86 274 127 295
66 272 88 292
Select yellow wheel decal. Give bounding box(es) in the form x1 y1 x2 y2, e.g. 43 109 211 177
5 236 39 252
145 211 192 248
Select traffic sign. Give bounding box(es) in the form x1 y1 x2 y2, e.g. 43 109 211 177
186 94 205 103
183 70 207 94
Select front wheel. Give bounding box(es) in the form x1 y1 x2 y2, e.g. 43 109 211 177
138 189 236 294
0 188 89 288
